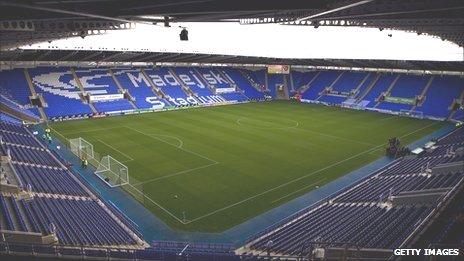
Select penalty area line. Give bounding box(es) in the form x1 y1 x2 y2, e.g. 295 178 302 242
131 162 219 186
96 139 134 162
60 126 125 136
124 125 218 164
183 122 440 224
123 182 186 224
146 133 184 148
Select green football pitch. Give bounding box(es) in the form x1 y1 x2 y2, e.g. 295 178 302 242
49 101 447 232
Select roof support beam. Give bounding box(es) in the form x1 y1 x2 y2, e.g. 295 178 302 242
297 0 374 21
0 1 148 25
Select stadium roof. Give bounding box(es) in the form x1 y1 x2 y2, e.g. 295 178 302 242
1 0 464 49
1 49 464 73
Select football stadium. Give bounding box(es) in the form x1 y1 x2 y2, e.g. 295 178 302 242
0 1 463 260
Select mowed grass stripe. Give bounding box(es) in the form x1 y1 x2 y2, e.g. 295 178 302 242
61 126 213 182
50 101 448 232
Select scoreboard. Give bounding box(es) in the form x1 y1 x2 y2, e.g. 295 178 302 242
267 65 290 74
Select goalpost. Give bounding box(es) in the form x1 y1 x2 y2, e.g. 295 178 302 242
95 155 129 187
69 137 129 187
69 137 94 161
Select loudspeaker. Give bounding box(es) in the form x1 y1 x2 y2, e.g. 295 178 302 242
180 28 188 41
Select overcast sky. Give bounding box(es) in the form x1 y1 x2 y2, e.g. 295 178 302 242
24 22 463 61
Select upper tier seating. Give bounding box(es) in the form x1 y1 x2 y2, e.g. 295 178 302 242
0 69 33 105
222 68 265 100
417 76 464 118
291 71 319 91
173 67 215 97
364 74 397 107
145 68 190 101
75 69 120 95
301 71 340 100
74 68 133 113
196 67 232 89
389 75 429 98
112 69 158 109
29 67 92 118
331 71 367 93
353 73 377 100
245 69 266 91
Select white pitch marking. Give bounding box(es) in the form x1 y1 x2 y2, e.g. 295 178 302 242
236 117 299 130
132 162 219 186
271 178 327 204
124 125 218 164
123 182 186 224
61 126 124 136
147 134 184 148
291 127 374 146
96 139 134 161
48 126 67 141
183 121 441 224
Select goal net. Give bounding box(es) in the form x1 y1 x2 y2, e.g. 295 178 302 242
69 137 129 187
69 137 95 162
95 155 129 187
399 109 424 119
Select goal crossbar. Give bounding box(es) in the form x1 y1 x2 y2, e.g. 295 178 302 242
95 155 129 187
69 137 129 188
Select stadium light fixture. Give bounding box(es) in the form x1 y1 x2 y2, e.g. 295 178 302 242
180 28 188 41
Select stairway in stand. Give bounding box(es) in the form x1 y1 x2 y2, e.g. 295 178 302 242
168 68 201 103
410 76 434 113
70 68 98 114
356 73 381 102
297 71 321 94
140 68 167 100
315 71 344 101
373 74 400 108
108 69 138 109
23 68 47 121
